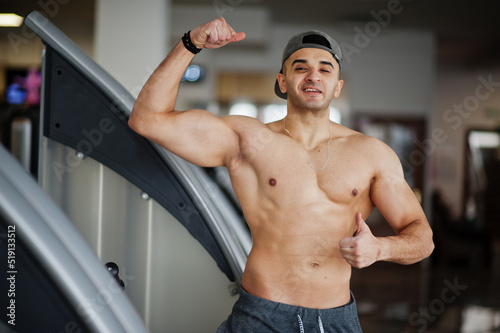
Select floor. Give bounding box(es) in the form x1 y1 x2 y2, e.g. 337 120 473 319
351 255 500 332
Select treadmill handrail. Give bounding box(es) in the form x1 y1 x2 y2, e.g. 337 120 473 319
24 10 250 283
0 144 149 332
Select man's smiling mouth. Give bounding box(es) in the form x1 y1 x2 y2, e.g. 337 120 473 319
304 88 322 93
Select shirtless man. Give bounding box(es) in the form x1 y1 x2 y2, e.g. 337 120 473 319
129 18 434 332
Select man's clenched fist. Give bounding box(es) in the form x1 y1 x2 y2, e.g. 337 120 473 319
190 17 246 49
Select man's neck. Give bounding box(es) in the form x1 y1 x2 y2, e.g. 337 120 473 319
283 109 331 149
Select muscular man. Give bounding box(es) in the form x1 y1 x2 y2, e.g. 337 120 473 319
129 18 434 332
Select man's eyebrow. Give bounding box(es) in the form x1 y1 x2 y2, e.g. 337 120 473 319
291 59 307 66
320 61 334 68
291 59 335 68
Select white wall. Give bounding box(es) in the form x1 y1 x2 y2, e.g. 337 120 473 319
94 0 170 97
343 30 435 115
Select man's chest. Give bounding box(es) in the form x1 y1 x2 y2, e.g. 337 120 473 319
241 137 375 206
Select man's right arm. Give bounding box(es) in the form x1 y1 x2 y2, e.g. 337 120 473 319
128 18 246 167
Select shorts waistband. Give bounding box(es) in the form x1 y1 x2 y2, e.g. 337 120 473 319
238 287 359 321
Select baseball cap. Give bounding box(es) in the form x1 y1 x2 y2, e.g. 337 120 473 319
274 30 343 99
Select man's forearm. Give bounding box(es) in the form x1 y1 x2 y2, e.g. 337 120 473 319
130 18 245 130
377 220 434 265
131 41 195 120
127 18 245 165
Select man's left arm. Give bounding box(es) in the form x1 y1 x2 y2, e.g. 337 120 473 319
340 139 434 268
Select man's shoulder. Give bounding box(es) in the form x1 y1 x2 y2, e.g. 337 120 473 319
222 114 268 129
338 126 400 167
223 115 285 140
358 134 403 176
334 124 376 148
338 126 391 152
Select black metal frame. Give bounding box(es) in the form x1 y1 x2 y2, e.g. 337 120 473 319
27 12 234 281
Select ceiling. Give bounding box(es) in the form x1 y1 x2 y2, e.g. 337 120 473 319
1 0 499 69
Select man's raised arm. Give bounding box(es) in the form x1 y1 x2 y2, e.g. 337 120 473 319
128 18 245 167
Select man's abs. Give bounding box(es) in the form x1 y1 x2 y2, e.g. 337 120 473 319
241 245 353 309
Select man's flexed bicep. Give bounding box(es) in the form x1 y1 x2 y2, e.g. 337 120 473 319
131 108 241 167
129 17 245 167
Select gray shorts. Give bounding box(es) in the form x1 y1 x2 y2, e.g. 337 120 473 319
217 287 362 332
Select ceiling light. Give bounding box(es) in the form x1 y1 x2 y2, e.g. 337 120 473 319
0 13 23 27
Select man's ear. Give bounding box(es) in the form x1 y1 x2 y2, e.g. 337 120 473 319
277 72 287 95
334 79 344 98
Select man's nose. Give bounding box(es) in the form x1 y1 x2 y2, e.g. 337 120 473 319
305 70 321 82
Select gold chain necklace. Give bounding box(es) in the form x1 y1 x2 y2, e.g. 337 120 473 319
283 117 332 171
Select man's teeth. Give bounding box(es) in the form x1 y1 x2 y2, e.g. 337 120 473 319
305 88 320 92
